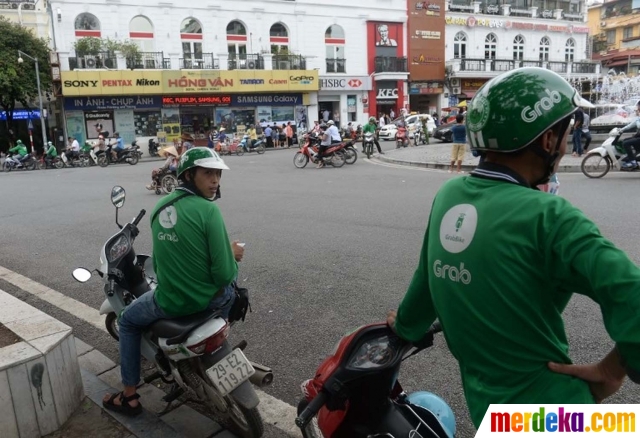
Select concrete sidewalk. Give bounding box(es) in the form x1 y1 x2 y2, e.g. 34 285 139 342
375 142 588 173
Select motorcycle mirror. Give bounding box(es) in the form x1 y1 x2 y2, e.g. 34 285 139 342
72 268 92 283
111 186 126 208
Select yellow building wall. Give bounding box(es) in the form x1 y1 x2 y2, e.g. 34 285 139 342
587 6 603 39
588 4 640 51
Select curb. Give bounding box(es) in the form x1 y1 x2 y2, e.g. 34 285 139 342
375 154 583 173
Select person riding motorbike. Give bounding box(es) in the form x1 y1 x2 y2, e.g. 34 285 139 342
44 141 57 167
111 132 125 161
96 134 107 157
7 140 28 166
362 116 384 155
617 101 640 169
387 67 640 428
66 136 80 161
103 147 244 416
247 124 258 149
316 120 341 168
146 145 179 191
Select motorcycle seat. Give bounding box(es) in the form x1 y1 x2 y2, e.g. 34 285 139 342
150 309 220 345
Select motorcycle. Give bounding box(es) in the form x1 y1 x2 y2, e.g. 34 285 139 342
240 135 266 154
61 151 86 168
581 128 640 178
72 186 272 438
98 141 142 167
396 126 409 148
296 322 455 438
409 126 426 147
37 154 64 170
294 135 346 169
363 132 376 159
149 138 160 157
2 153 37 171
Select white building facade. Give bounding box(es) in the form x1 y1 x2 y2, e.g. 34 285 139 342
49 0 408 144
442 4 599 109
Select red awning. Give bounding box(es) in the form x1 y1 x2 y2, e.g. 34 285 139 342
606 59 630 67
460 91 476 98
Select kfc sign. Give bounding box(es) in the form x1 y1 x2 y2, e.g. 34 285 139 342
376 88 398 99
319 76 371 91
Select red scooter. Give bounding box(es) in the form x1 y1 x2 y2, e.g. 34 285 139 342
396 126 409 148
296 322 456 438
293 134 346 168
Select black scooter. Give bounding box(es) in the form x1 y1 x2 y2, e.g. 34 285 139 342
148 138 159 157
98 141 142 167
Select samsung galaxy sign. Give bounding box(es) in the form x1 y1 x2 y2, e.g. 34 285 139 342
319 76 371 91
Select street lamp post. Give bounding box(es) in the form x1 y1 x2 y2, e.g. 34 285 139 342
17 50 47 153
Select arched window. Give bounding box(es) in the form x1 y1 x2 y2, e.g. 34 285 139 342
270 23 289 54
485 33 497 60
74 13 100 38
565 38 575 62
180 18 203 66
325 25 345 73
539 36 550 62
453 32 467 59
513 35 525 61
129 16 154 52
227 20 248 59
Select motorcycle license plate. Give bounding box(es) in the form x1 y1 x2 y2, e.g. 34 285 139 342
205 348 255 396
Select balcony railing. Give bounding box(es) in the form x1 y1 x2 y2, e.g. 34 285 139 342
126 52 166 69
326 58 346 73
179 53 219 69
374 56 408 73
273 55 307 70
69 52 117 70
458 58 597 74
228 54 264 70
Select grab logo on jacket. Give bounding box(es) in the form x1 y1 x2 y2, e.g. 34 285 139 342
439 204 477 253
159 206 178 229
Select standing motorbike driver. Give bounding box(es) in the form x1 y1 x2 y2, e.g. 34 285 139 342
8 139 28 166
103 148 244 416
362 117 384 155
617 101 640 169
387 67 640 428
44 141 57 167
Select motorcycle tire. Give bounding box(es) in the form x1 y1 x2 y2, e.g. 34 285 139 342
98 155 109 167
105 312 119 341
366 144 372 159
236 147 245 156
28 160 37 171
293 152 309 168
256 145 266 154
37 160 47 170
3 161 11 172
297 399 322 438
344 147 357 165
128 155 139 165
331 151 346 168
581 154 612 179
54 159 64 169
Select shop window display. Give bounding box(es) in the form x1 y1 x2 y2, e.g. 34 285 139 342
180 109 213 142
134 111 162 137
215 108 256 134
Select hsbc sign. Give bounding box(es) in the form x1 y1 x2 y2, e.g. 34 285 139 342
319 76 371 91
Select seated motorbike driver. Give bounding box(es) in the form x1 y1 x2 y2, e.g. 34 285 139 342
617 102 640 170
387 67 640 428
8 139 28 166
316 120 341 168
66 136 80 161
111 132 125 161
103 148 244 416
44 141 57 166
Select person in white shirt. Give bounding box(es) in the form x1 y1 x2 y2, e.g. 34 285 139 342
67 136 80 160
317 120 342 168
379 114 386 128
390 109 395 120
322 109 330 122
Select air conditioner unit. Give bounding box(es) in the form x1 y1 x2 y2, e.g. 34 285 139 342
11 3 18 9
247 60 256 69
279 61 291 70
22 4 35 10
84 56 97 68
452 87 461 95
601 21 607 27
451 78 461 87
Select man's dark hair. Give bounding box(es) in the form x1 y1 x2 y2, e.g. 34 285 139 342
456 114 464 123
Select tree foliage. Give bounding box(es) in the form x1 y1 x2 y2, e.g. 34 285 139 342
0 16 52 133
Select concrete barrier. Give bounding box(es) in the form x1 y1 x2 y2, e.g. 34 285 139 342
0 290 83 437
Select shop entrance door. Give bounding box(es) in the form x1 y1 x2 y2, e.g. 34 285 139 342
318 101 340 127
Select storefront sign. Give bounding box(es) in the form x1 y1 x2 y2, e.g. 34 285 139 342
461 79 488 91
376 88 398 99
162 95 232 106
63 95 162 111
319 76 371 91
61 70 319 96
0 110 40 120
409 0 445 81
445 15 589 33
410 81 444 94
413 30 441 39
414 1 441 16
412 54 443 64
232 93 303 106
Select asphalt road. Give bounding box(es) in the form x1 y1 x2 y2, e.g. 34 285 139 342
1 142 639 437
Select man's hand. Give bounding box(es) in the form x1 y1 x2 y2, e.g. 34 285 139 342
386 310 398 334
231 240 245 262
548 348 626 403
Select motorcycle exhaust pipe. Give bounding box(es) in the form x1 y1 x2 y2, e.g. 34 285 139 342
249 361 273 387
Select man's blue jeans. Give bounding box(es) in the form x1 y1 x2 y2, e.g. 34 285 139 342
118 285 236 386
572 129 583 155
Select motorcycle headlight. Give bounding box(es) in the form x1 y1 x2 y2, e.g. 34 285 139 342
107 235 131 262
347 334 398 370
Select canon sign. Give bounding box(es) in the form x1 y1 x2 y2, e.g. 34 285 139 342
319 76 370 91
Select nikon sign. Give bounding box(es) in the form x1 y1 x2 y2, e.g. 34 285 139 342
61 71 164 96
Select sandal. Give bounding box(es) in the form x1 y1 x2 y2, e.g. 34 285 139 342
103 391 142 417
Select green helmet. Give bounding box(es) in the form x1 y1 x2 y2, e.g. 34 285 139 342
369 117 376 123
466 67 593 153
177 147 229 178
16 140 23 145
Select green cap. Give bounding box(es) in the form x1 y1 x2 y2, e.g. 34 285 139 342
177 147 229 178
466 67 594 153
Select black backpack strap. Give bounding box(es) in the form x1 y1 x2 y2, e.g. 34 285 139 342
151 191 192 225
